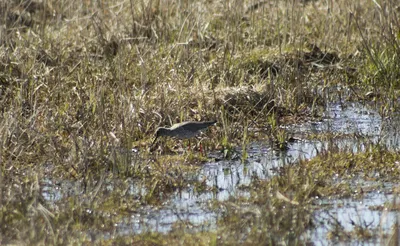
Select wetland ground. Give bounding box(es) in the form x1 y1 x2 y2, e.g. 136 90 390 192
2 0 400 245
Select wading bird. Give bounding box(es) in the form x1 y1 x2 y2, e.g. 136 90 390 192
151 120 217 151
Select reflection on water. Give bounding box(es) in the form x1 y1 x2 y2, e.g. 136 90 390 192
41 102 400 242
310 189 399 246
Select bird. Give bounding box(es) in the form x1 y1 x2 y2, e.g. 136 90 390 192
151 120 217 150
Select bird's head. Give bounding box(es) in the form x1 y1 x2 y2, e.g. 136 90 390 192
154 127 170 137
151 127 169 146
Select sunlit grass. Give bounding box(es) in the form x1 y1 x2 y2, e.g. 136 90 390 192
1 0 400 244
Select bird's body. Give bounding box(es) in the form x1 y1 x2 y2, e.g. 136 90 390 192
152 120 217 146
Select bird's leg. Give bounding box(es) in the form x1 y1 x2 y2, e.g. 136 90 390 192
149 136 159 152
188 139 191 151
199 142 203 155
196 138 204 155
150 136 158 148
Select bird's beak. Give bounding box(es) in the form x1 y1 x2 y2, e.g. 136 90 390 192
151 136 158 147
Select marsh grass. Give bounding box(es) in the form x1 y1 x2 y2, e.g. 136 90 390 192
146 145 400 245
116 144 400 245
1 0 400 244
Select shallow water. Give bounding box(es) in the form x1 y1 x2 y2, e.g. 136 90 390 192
308 180 400 245
42 102 400 243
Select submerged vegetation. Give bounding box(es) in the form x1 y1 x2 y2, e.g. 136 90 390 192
1 0 400 244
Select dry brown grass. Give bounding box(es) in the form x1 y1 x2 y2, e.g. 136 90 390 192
1 0 400 244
